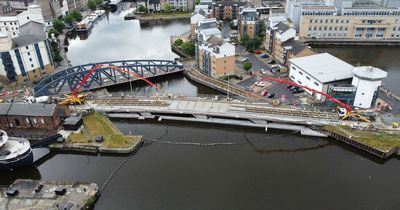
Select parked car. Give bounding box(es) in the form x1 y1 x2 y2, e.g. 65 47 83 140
260 54 269 58
234 75 243 80
254 81 265 87
267 93 275 98
248 70 255 76
268 60 276 64
292 89 305 94
290 86 299 91
255 50 262 54
242 57 249 62
271 67 280 74
286 85 293 89
261 69 269 75
260 90 268 96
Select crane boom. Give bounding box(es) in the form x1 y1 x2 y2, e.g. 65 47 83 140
72 64 102 97
259 77 353 112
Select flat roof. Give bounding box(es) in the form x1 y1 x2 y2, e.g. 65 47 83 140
289 53 354 83
352 66 387 81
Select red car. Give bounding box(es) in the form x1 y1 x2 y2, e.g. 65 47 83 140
255 50 262 54
260 90 268 96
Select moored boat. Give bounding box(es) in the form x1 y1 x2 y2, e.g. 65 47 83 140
0 130 33 170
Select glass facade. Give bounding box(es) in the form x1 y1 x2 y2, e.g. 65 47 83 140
327 84 357 107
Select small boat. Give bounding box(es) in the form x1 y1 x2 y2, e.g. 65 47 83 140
0 130 33 170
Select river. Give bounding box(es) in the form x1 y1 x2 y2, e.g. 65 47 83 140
2 3 400 209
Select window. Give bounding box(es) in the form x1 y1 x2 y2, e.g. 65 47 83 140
29 58 32 62
33 118 37 124
291 75 295 80
31 64 34 68
27 52 30 56
27 16 29 20
40 118 45 124
299 71 303 75
26 46 29 50
314 82 319 86
25 118 29 124
297 80 302 85
306 76 310 80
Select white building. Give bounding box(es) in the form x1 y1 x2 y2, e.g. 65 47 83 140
289 53 354 101
352 66 387 108
0 5 44 38
0 21 54 83
167 0 194 11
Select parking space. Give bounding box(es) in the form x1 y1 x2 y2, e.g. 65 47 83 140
265 83 298 101
236 77 257 88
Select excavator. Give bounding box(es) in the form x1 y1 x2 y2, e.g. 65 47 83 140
257 76 371 123
59 64 160 105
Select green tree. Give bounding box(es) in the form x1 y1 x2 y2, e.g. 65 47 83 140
164 3 171 13
174 38 183 46
138 5 148 13
70 10 83 22
195 0 200 5
180 41 195 56
241 34 250 45
88 0 97 10
258 20 265 38
64 37 69 46
52 19 65 33
243 61 252 71
50 41 63 63
245 39 255 53
48 28 60 38
94 0 103 6
64 14 74 26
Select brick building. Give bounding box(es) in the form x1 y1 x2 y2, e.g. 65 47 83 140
0 103 70 130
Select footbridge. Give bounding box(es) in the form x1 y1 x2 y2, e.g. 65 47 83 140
33 60 184 97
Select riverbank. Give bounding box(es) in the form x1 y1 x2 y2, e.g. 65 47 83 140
50 112 143 154
0 179 98 209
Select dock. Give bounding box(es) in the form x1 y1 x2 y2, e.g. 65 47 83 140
0 179 98 210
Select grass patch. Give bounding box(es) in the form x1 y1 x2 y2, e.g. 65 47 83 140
324 125 400 151
67 112 141 148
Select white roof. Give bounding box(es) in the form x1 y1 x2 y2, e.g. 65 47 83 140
289 53 354 83
191 13 206 24
0 16 18 22
352 66 387 81
200 28 221 36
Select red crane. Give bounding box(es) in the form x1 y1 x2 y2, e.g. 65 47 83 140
258 76 353 112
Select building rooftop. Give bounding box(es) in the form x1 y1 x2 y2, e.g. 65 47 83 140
352 66 387 81
6 103 57 117
0 103 11 115
13 21 46 47
276 22 290 32
289 53 354 83
200 27 221 37
0 16 18 22
213 1 246 7
282 38 310 55
191 13 206 24
206 35 225 47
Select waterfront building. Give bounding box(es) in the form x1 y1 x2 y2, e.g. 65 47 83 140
36 0 61 24
289 53 387 108
0 103 70 130
166 0 194 11
351 66 387 108
0 21 54 83
197 35 235 77
194 18 219 40
148 0 161 12
67 0 88 12
288 53 354 101
281 38 315 64
190 12 206 37
265 16 290 52
270 22 296 63
0 5 44 38
238 8 259 40
210 1 246 20
286 0 400 41
195 4 212 16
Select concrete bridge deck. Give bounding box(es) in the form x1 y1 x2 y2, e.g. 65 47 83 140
86 97 339 136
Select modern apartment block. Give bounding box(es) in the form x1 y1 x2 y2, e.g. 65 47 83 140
0 5 44 38
194 18 235 77
286 0 400 40
67 0 88 12
238 8 259 40
265 16 290 53
210 1 246 20
0 21 54 84
166 0 194 11
197 35 235 77
36 0 62 23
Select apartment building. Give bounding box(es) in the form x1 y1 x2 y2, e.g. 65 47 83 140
190 12 206 37
197 35 235 77
286 0 400 40
0 21 54 84
67 0 88 12
0 5 44 38
166 0 194 11
36 0 62 23
210 1 246 20
265 16 290 53
238 8 259 40
271 22 295 63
